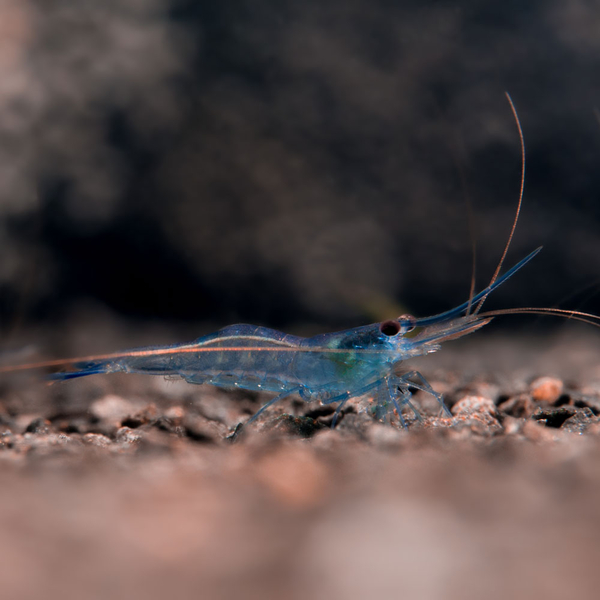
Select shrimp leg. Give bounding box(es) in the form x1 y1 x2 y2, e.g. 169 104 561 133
388 381 423 426
320 379 384 427
393 371 452 417
246 386 304 425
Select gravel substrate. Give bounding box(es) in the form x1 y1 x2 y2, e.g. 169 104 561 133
1 328 600 600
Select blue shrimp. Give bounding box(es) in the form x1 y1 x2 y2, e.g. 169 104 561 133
6 245 593 429
2 94 599 429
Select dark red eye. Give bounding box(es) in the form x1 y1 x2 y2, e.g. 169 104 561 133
379 320 401 336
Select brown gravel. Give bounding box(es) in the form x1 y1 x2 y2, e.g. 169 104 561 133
530 376 565 403
1 329 600 600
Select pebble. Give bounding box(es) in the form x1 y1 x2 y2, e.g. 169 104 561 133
261 414 323 439
561 409 598 435
164 405 185 422
25 418 52 434
182 414 225 442
115 427 143 445
530 377 564 403
90 395 137 423
497 394 536 418
82 433 113 447
122 404 158 428
532 406 575 429
451 395 497 416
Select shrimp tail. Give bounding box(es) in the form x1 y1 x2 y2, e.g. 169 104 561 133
48 361 115 381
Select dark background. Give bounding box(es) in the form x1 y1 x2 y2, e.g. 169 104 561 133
1 0 600 341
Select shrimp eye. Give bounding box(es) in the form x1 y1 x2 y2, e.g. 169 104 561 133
379 320 401 336
398 314 416 333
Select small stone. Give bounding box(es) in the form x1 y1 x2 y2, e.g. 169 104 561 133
502 416 522 435
22 433 79 454
0 431 15 449
261 414 324 439
90 395 136 423
153 415 185 435
561 408 598 434
530 377 564 403
82 433 112 447
451 396 497 417
430 396 502 436
532 406 575 428
447 411 503 437
498 394 536 418
13 414 42 434
115 427 143 445
121 404 158 428
25 418 52 434
164 405 185 422
182 414 225 442
334 412 373 438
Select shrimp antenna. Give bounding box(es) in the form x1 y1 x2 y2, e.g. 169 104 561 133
477 307 600 329
474 91 525 315
448 130 478 317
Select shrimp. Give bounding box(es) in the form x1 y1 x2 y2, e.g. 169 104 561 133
1 94 599 429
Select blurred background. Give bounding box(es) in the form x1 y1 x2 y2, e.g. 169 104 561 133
2 5 600 600
1 0 600 349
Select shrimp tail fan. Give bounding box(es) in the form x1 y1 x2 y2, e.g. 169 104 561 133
48 361 112 381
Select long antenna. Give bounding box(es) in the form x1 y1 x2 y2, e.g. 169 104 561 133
474 91 526 315
448 137 478 316
478 307 600 328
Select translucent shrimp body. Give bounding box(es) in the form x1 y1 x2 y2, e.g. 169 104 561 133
4 95 595 428
39 248 540 426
